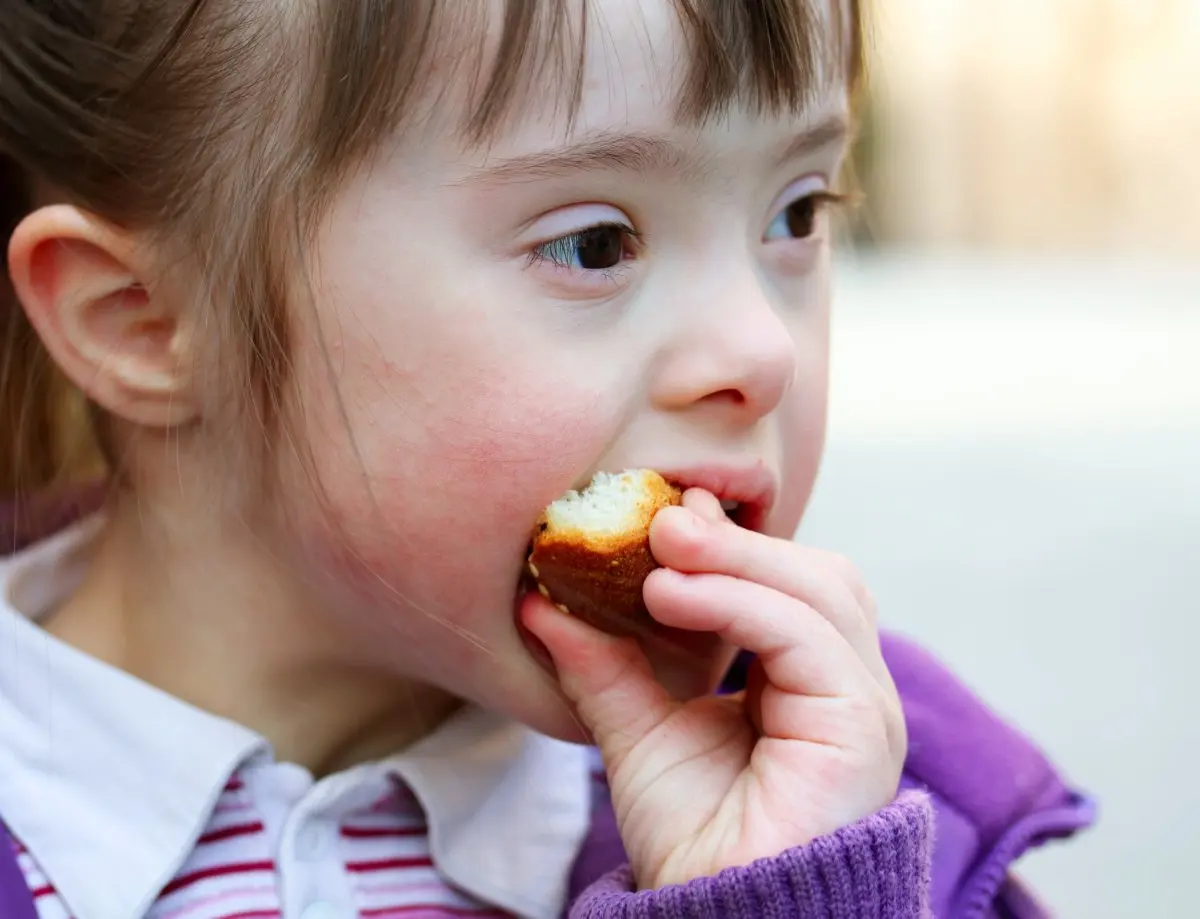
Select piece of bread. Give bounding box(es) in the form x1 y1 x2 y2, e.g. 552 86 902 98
528 469 682 636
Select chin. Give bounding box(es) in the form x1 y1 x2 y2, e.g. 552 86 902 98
463 660 595 744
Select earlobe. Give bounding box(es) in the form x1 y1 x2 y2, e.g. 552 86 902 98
7 205 198 428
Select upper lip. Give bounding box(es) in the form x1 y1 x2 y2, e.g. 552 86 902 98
653 460 778 530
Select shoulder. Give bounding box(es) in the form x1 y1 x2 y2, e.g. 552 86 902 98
881 631 1093 840
881 633 1095 916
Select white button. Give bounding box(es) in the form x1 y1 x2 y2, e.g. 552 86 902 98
274 763 315 802
296 822 332 860
300 902 346 919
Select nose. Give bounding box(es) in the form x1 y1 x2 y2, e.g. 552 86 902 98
650 273 798 422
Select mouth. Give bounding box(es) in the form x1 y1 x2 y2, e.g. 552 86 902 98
717 498 753 529
513 459 777 678
655 460 778 532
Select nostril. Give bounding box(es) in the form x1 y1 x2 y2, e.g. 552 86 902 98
702 388 746 406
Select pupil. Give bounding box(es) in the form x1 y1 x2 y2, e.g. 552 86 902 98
786 198 817 238
576 227 623 270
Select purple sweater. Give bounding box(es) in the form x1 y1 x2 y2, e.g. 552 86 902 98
562 632 1095 917
0 492 1095 918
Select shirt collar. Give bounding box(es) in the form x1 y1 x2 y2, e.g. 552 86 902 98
387 705 591 919
0 518 267 919
0 519 592 919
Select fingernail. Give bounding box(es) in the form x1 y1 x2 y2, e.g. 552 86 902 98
682 489 726 524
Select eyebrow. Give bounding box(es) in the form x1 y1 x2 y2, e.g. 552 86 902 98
460 114 850 186
770 115 852 169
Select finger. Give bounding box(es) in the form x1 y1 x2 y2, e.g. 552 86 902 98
806 548 879 628
643 568 872 699
650 507 879 667
680 487 728 523
520 591 677 770
673 492 875 627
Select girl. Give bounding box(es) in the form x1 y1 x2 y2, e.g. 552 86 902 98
0 2 1094 918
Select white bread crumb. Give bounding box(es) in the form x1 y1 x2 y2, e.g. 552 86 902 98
542 470 665 536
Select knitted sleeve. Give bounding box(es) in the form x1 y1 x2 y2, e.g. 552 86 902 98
568 791 932 919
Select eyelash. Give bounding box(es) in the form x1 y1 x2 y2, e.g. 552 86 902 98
764 190 851 242
526 221 643 278
524 188 850 279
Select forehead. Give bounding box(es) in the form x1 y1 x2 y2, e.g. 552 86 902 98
305 0 857 200
430 0 855 146
569 0 844 136
570 0 704 125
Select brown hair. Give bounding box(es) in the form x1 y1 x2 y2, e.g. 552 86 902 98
0 0 863 499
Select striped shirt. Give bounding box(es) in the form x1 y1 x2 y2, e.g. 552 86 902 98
0 519 593 919
10 773 512 919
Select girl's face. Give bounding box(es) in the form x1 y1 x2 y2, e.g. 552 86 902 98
280 0 851 740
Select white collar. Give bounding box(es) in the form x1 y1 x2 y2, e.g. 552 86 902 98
0 519 591 919
389 704 591 918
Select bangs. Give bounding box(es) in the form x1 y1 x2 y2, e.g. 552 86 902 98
307 0 862 171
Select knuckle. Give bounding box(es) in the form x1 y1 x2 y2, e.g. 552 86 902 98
823 551 862 584
859 586 879 626
840 692 880 730
819 550 876 619
873 687 908 763
852 685 904 754
659 507 716 554
843 602 874 640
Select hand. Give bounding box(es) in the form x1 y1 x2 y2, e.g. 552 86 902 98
522 488 906 890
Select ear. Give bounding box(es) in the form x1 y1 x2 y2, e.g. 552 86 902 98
7 205 198 428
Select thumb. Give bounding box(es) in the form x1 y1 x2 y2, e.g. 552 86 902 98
521 592 676 768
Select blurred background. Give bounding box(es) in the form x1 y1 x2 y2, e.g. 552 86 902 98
799 1 1199 915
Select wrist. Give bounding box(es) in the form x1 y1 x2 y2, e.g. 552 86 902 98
576 793 933 918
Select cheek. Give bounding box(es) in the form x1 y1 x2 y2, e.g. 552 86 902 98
289 328 621 615
775 308 830 535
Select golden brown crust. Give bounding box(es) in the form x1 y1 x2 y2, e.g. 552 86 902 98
528 472 682 637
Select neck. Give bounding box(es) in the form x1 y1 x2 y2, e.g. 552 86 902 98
43 493 461 775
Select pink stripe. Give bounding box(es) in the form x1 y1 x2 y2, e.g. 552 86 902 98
347 856 434 873
198 821 266 845
364 909 505 918
159 860 275 896
156 885 278 919
355 880 478 901
341 824 428 838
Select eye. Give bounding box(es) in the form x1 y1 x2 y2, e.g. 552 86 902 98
531 222 639 271
764 186 845 243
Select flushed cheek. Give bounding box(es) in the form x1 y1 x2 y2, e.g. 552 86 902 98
311 367 617 623
774 358 829 536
